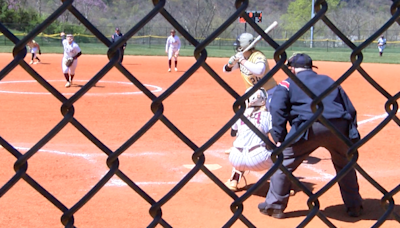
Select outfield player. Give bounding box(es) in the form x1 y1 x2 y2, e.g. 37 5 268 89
111 27 127 63
377 35 386 57
225 87 273 191
258 53 363 219
27 40 41 64
165 29 181 72
60 32 82 88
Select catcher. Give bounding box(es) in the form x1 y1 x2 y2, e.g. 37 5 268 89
225 87 274 191
27 40 41 64
60 32 82 88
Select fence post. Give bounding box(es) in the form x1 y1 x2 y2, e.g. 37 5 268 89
326 39 328 52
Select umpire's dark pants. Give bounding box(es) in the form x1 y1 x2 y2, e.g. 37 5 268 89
119 48 124 63
262 119 363 211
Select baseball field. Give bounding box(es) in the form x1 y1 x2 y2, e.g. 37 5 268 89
0 53 399 227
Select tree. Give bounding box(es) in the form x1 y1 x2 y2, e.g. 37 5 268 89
73 0 107 20
280 0 340 32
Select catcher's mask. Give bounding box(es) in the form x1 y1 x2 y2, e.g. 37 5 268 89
234 33 254 52
245 87 267 108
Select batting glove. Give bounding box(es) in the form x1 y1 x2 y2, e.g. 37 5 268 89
228 55 238 66
235 52 245 63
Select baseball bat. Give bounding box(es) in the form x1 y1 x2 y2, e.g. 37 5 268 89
242 21 278 52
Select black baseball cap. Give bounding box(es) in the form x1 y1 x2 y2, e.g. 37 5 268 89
287 53 318 69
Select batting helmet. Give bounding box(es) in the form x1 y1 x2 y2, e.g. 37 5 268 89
245 87 267 107
234 33 254 52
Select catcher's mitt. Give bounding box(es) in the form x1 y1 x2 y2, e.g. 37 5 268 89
65 57 74 67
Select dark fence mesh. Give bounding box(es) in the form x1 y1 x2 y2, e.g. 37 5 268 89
0 0 399 227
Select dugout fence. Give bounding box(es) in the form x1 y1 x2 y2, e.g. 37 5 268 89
0 0 400 227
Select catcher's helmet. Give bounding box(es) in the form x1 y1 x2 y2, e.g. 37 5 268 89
245 87 267 107
234 33 254 52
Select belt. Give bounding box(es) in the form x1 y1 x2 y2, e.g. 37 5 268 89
236 145 264 153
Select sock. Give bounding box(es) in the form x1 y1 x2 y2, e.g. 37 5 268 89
64 73 69 81
70 74 75 81
168 60 171 68
175 60 177 68
232 173 240 181
31 54 34 61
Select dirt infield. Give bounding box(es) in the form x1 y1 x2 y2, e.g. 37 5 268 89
0 53 399 227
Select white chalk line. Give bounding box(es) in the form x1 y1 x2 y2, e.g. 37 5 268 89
0 80 162 96
1 145 211 187
1 112 397 186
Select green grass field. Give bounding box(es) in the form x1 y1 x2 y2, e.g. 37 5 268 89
1 42 398 64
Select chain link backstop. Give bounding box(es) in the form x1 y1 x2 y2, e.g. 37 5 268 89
0 0 400 227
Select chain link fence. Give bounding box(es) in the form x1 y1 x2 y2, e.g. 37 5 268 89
0 0 399 227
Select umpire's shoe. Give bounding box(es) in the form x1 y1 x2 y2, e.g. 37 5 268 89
258 202 285 219
347 205 363 217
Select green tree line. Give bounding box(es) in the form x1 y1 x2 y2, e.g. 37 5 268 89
0 0 395 41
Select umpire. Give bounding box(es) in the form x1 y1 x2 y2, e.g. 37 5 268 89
111 27 127 63
258 53 363 218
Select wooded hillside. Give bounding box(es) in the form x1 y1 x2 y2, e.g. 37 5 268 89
2 0 396 40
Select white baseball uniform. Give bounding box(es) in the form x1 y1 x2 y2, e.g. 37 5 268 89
165 34 181 60
62 39 81 74
28 42 39 54
229 107 273 172
378 37 386 53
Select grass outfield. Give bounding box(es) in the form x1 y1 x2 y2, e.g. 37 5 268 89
1 43 399 64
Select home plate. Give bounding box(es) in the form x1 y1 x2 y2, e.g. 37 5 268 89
183 164 222 170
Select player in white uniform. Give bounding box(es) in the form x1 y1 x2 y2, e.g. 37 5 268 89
377 35 386 57
225 87 274 191
27 40 41 64
60 32 82 88
165 29 181 72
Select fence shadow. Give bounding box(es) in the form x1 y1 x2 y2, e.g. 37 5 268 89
324 198 400 222
245 180 316 198
266 198 400 222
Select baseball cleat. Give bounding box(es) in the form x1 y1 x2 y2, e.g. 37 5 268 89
65 81 71 88
225 148 231 154
225 179 238 191
168 68 171 72
175 67 178 71
29 61 33 64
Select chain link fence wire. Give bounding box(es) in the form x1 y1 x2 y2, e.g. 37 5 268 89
0 0 400 227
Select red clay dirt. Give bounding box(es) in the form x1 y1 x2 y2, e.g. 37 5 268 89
0 53 399 227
